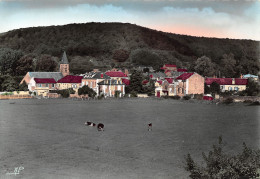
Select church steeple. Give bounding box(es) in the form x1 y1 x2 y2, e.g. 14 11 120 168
60 51 70 76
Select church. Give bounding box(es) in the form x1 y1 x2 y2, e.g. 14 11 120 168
20 51 70 93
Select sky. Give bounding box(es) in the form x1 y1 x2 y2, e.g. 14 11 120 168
0 0 260 41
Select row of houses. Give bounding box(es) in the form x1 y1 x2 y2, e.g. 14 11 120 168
20 52 255 98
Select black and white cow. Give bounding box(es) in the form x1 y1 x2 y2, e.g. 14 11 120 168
85 122 96 127
148 123 152 131
97 123 104 131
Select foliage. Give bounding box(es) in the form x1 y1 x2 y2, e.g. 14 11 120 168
127 70 143 93
244 78 260 96
113 49 130 62
15 54 35 75
194 56 216 77
56 88 75 98
210 82 221 95
223 97 234 104
1 92 14 95
130 91 137 97
131 49 162 70
78 85 96 98
183 95 191 100
18 81 29 91
0 48 24 75
193 94 203 100
220 53 237 78
185 136 260 179
171 95 181 100
1 75 19 92
70 56 94 74
35 54 57 72
114 90 121 98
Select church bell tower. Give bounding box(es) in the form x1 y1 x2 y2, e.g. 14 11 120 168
60 51 70 77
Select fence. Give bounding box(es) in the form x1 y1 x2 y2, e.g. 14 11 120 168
0 95 33 100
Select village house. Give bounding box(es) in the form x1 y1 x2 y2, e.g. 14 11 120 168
205 78 248 92
242 74 258 82
30 78 57 97
155 72 204 97
161 64 177 72
98 79 125 97
57 75 83 93
81 72 111 96
105 71 128 80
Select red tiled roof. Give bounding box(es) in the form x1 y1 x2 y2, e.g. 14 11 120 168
149 74 153 78
177 68 188 72
165 78 173 83
160 67 166 70
205 78 248 85
157 80 162 85
34 78 56 83
142 80 149 85
105 71 127 77
235 79 248 85
164 70 171 74
164 64 176 67
57 75 83 83
122 79 130 85
176 73 194 80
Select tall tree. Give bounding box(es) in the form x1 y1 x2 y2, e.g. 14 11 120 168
36 54 58 72
16 54 36 76
0 48 23 75
127 70 143 93
220 53 237 78
194 56 216 77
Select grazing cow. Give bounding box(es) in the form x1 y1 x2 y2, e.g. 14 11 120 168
97 123 104 131
148 123 152 131
85 122 96 127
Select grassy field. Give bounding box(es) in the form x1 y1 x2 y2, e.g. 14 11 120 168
0 98 259 179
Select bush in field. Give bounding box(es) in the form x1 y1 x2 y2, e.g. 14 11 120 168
185 136 260 179
130 91 137 97
78 85 96 98
193 94 203 100
243 100 253 103
223 97 234 104
172 95 181 100
115 90 121 98
183 95 191 100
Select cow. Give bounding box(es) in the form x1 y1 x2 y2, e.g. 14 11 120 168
97 123 104 131
85 122 96 127
148 123 152 131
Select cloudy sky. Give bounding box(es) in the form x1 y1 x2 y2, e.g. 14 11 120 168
0 0 259 40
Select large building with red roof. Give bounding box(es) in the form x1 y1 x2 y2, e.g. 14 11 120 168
57 75 83 93
155 72 204 97
105 71 128 80
205 78 248 92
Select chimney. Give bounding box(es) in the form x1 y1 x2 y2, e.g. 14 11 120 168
124 69 129 76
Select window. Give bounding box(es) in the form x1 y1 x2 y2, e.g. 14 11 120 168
228 87 233 91
234 87 239 91
52 84 55 88
39 84 42 87
45 84 48 87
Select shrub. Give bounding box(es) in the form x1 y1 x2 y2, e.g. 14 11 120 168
98 93 104 100
243 100 253 103
249 101 260 106
115 90 121 98
183 95 191 100
193 94 203 100
185 136 260 179
130 91 137 97
223 97 234 104
169 95 181 100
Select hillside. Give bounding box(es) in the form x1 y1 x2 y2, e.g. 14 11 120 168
0 22 259 76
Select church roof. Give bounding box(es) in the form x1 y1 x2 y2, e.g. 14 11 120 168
61 51 69 64
29 72 63 81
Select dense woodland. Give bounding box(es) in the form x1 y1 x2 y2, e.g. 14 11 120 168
0 22 259 79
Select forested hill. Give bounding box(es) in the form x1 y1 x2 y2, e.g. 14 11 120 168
0 22 259 76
